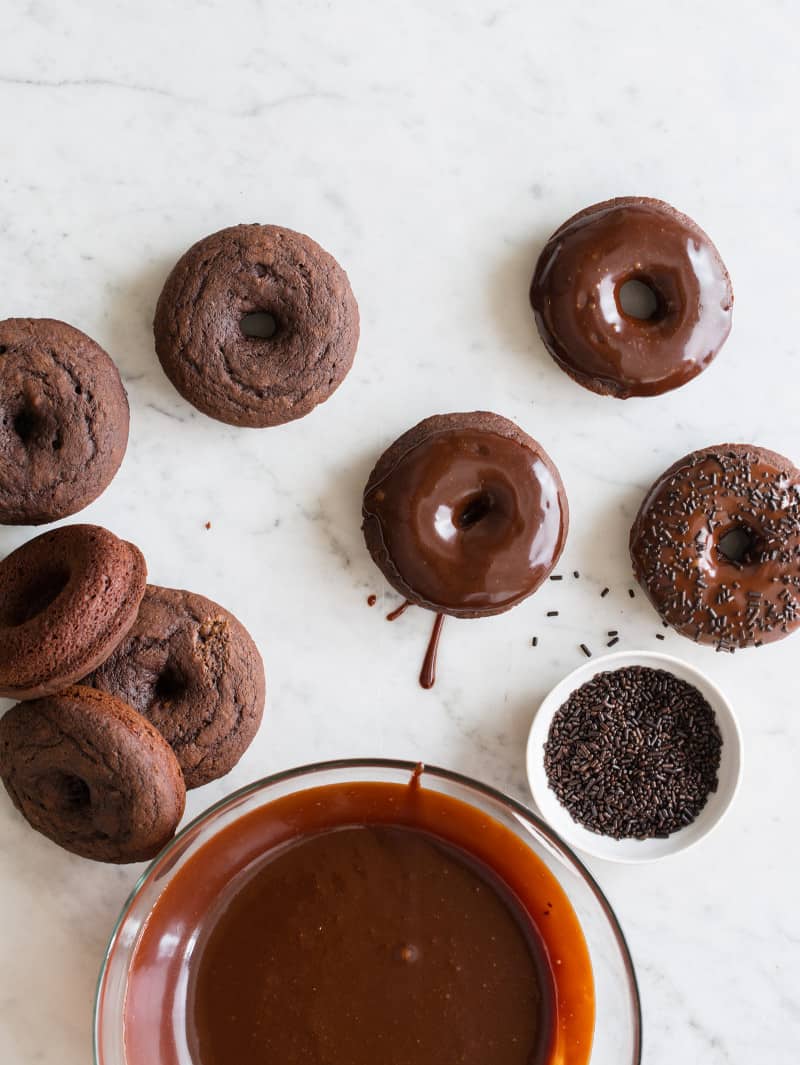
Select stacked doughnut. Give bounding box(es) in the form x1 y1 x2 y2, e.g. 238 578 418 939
0 525 265 863
0 319 265 863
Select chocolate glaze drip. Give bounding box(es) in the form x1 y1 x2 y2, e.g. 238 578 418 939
386 599 411 621
409 761 424 789
419 613 445 689
630 444 800 649
530 197 733 398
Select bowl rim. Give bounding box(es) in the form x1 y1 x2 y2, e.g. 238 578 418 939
93 756 643 1065
526 649 743 864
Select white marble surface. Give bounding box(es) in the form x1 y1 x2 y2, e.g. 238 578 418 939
1 1 799 1062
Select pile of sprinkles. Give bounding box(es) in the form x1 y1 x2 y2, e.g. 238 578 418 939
544 666 722 840
631 448 800 651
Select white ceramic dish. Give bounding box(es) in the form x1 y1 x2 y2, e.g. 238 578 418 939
526 650 742 864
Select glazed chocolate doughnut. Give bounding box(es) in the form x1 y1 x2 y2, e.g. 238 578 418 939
530 197 733 398
0 686 185 863
154 224 359 427
362 412 568 619
630 444 800 650
0 524 147 699
86 585 265 789
0 318 129 524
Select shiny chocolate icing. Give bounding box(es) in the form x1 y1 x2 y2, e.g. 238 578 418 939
530 197 733 398
191 824 555 1065
362 412 568 619
630 444 800 649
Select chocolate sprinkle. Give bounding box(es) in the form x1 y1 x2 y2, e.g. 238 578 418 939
546 610 559 617
544 666 722 840
600 587 610 598
580 643 592 658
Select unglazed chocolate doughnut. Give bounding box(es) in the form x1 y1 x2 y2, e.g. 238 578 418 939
630 444 800 650
0 318 129 524
154 224 359 427
530 197 733 398
0 686 185 863
0 524 147 699
362 412 568 619
86 585 266 789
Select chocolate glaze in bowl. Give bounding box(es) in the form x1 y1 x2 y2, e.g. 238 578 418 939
94 761 641 1065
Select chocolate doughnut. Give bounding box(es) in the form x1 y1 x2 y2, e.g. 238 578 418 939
0 318 129 524
0 524 147 699
630 444 800 650
0 686 185 863
154 224 359 427
530 197 733 398
362 412 568 619
86 585 266 789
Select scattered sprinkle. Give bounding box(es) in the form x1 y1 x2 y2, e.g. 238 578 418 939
628 588 636 599
546 610 559 618
549 574 563 581
580 643 592 658
607 630 618 637
607 637 620 647
656 633 665 641
600 587 610 598
204 521 211 530
573 571 580 579
367 594 377 607
531 636 538 647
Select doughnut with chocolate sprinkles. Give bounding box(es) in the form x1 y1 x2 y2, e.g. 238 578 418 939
630 444 800 650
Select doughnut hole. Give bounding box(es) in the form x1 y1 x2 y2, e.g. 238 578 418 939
9 397 61 452
240 311 279 340
617 275 665 323
12 405 44 445
0 565 71 627
154 662 188 704
40 770 92 814
616 266 686 328
717 525 762 566
446 483 515 543
456 491 495 530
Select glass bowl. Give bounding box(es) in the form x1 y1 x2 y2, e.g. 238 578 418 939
94 759 642 1065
